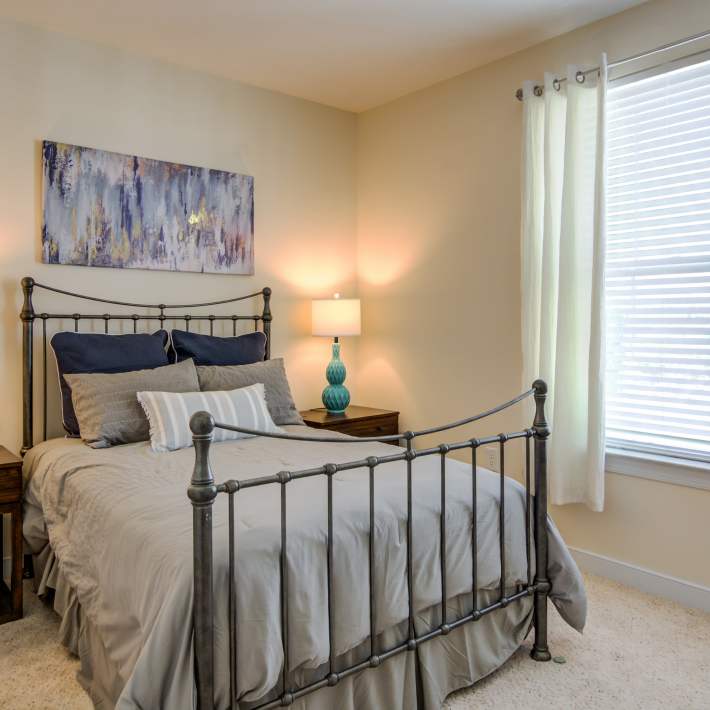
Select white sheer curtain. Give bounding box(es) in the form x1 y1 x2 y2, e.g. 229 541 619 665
521 57 608 512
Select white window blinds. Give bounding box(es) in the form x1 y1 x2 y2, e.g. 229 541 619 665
606 57 710 463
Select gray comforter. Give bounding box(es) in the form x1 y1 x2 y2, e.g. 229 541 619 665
23 428 586 709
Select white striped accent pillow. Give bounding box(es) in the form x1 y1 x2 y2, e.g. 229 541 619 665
136 383 280 452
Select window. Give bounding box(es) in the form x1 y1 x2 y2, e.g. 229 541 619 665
605 57 710 465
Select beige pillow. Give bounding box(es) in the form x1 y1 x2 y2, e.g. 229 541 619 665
66 359 200 448
197 358 304 425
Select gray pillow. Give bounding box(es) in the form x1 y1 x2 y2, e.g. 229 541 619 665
197 358 304 426
65 359 200 448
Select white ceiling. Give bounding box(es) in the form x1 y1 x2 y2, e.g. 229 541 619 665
1 0 646 111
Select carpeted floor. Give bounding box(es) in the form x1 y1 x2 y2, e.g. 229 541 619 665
1 573 709 709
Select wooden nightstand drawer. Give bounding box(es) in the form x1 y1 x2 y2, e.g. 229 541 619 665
300 406 400 444
330 414 399 439
0 466 21 503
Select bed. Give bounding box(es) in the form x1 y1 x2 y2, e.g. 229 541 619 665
19 277 586 709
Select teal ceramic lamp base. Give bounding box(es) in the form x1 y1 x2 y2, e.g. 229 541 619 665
322 339 350 414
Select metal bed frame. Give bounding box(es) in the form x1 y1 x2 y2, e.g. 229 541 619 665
19 276 271 454
19 276 551 710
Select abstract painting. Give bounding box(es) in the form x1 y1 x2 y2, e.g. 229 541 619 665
41 141 254 274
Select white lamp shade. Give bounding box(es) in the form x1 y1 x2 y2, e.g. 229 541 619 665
312 298 361 337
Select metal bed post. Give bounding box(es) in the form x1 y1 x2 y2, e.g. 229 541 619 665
20 277 35 455
530 379 552 662
189 412 218 709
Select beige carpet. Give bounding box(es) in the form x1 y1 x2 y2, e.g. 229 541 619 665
1 573 709 709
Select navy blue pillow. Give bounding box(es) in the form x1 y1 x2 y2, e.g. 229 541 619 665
51 330 170 436
170 329 266 366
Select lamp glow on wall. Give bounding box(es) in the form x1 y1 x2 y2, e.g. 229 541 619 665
312 294 361 414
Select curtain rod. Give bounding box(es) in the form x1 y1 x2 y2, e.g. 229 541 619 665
514 27 710 100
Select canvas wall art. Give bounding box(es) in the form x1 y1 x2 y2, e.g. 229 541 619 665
41 141 254 274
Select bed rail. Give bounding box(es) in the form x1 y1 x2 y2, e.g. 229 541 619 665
188 380 551 709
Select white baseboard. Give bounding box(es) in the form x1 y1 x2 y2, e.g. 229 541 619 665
569 546 710 613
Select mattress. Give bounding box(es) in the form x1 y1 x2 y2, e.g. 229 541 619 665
23 428 586 709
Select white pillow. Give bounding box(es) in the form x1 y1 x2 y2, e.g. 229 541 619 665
137 383 281 452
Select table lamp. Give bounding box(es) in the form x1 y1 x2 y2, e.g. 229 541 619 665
311 294 361 414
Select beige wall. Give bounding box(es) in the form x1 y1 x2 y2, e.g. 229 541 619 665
0 21 358 450
3 1 709 589
356 0 710 587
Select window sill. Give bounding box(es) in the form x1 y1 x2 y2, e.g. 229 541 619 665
606 448 710 491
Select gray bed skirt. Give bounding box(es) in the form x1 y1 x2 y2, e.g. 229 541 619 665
33 545 534 710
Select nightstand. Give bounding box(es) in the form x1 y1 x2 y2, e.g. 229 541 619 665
0 446 22 624
300 406 400 442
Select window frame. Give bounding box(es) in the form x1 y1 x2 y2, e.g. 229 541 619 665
604 50 710 487
606 447 710 491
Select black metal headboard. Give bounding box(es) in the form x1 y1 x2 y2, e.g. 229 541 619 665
19 276 272 454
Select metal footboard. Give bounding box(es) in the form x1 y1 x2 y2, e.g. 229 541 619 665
188 380 552 710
